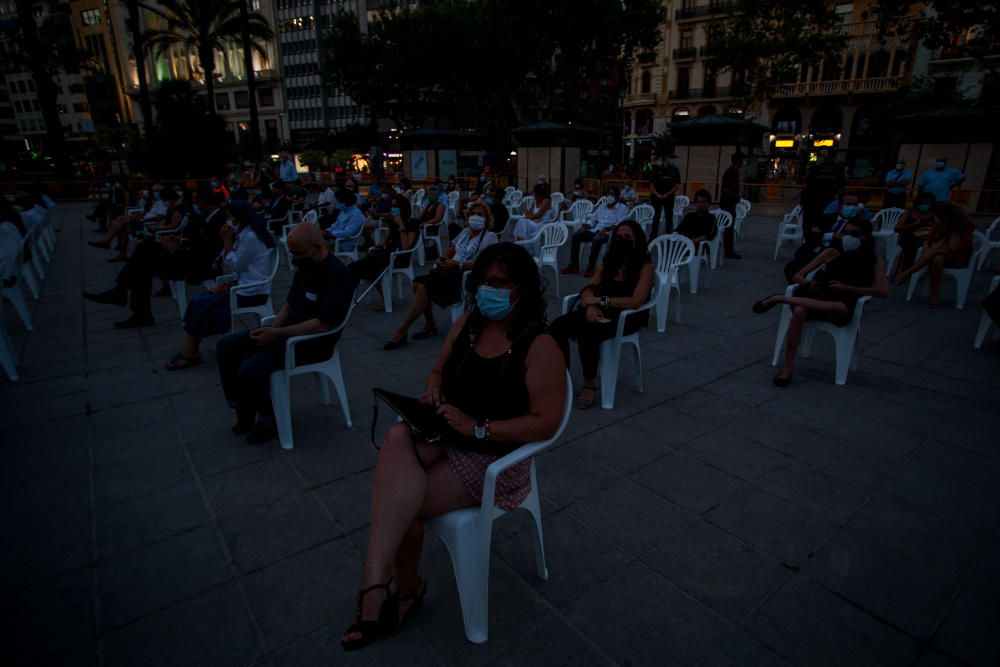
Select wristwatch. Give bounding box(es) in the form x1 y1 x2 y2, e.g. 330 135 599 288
474 421 487 440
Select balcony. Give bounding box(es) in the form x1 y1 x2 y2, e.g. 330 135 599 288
773 76 904 97
668 86 743 101
673 47 696 60
622 93 657 108
675 2 732 21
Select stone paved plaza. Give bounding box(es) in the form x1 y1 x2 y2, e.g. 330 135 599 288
2 203 999 666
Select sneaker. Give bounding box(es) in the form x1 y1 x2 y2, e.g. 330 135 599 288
560 266 579 275
113 313 155 329
83 289 127 306
246 422 277 444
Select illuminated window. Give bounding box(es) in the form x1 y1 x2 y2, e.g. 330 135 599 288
81 9 101 26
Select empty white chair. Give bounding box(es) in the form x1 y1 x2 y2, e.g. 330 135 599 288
550 192 564 212
532 223 568 296
425 372 573 644
672 195 690 229
411 189 426 216
416 223 447 266
734 199 751 238
627 204 655 238
355 246 418 314
228 247 281 330
872 207 905 274
561 282 658 409
978 217 1000 270
264 308 354 450
648 234 694 332
974 275 999 349
559 199 594 233
771 284 871 386
773 205 804 260
704 209 733 269
905 231 987 309
0 298 18 381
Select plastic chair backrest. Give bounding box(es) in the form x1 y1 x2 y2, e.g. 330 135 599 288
649 233 695 275
872 207 904 233
571 199 594 221
628 204 655 224
970 231 987 263
521 195 535 214
736 199 751 220
302 209 318 226
595 196 611 208
712 209 734 230
539 223 568 262
504 186 515 195
448 191 460 205
551 192 564 209
266 246 281 281
674 195 690 212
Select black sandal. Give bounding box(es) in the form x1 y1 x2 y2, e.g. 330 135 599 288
398 579 427 627
575 383 598 410
752 294 782 314
341 577 399 652
773 373 793 388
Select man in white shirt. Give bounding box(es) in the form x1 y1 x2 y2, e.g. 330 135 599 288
561 187 629 277
316 184 336 209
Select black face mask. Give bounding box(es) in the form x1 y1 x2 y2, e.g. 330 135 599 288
292 255 317 271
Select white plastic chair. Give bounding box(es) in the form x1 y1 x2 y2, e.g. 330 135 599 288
672 195 690 229
771 284 871 386
978 217 1000 270
0 298 18 381
734 199 751 238
228 247 281 330
905 231 987 309
872 207 905 275
559 199 594 233
264 307 354 450
355 247 418 314
530 223 568 296
448 271 472 324
417 223 447 266
974 275 999 349
3 239 33 331
20 228 41 299
773 205 804 260
332 223 366 263
648 234 694 331
550 192 564 212
703 209 733 269
150 214 189 239
425 371 573 644
627 204 655 238
561 283 657 409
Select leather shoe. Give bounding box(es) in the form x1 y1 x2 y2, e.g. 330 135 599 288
83 289 127 306
113 313 155 329
246 422 278 444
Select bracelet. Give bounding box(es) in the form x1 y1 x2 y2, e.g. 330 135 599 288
484 418 491 441
601 296 611 308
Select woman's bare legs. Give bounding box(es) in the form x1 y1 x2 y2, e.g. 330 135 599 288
343 425 475 644
179 333 202 360
389 283 435 343
894 241 946 284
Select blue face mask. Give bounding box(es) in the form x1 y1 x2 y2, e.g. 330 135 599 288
193 204 204 216
390 206 400 217
841 204 858 219
486 197 494 205
916 203 932 213
476 286 516 320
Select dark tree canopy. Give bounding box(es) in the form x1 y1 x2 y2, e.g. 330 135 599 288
875 1 1000 64
324 0 665 140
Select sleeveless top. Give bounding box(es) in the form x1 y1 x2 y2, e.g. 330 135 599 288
820 247 876 288
440 321 545 456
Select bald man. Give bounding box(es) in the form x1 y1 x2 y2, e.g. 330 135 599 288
216 222 353 443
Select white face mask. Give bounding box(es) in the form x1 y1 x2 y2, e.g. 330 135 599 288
841 235 861 252
468 214 486 230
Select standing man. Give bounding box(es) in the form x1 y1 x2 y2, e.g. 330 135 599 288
650 155 682 238
801 149 845 230
279 152 299 185
719 151 744 260
919 157 965 206
884 159 912 209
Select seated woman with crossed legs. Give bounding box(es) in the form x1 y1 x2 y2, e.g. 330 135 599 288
753 217 888 386
341 243 567 651
892 203 975 308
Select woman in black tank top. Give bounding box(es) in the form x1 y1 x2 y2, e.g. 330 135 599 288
341 243 567 651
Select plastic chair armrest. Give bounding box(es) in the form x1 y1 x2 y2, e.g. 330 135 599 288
561 294 579 315
282 309 352 372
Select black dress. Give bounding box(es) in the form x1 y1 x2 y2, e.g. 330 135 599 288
796 247 876 327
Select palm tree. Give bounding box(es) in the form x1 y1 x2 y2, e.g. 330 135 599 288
140 0 273 115
125 0 154 136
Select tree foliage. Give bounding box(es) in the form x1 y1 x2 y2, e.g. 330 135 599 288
129 79 232 177
705 0 848 104
875 1 1000 64
140 0 273 114
324 0 665 140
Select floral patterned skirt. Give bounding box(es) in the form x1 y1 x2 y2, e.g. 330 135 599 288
446 447 532 511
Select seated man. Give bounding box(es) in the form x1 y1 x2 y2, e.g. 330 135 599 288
264 181 291 235
784 192 862 284
561 186 629 277
324 188 366 250
89 184 173 260
83 189 225 328
316 183 336 209
217 222 352 443
676 189 717 245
